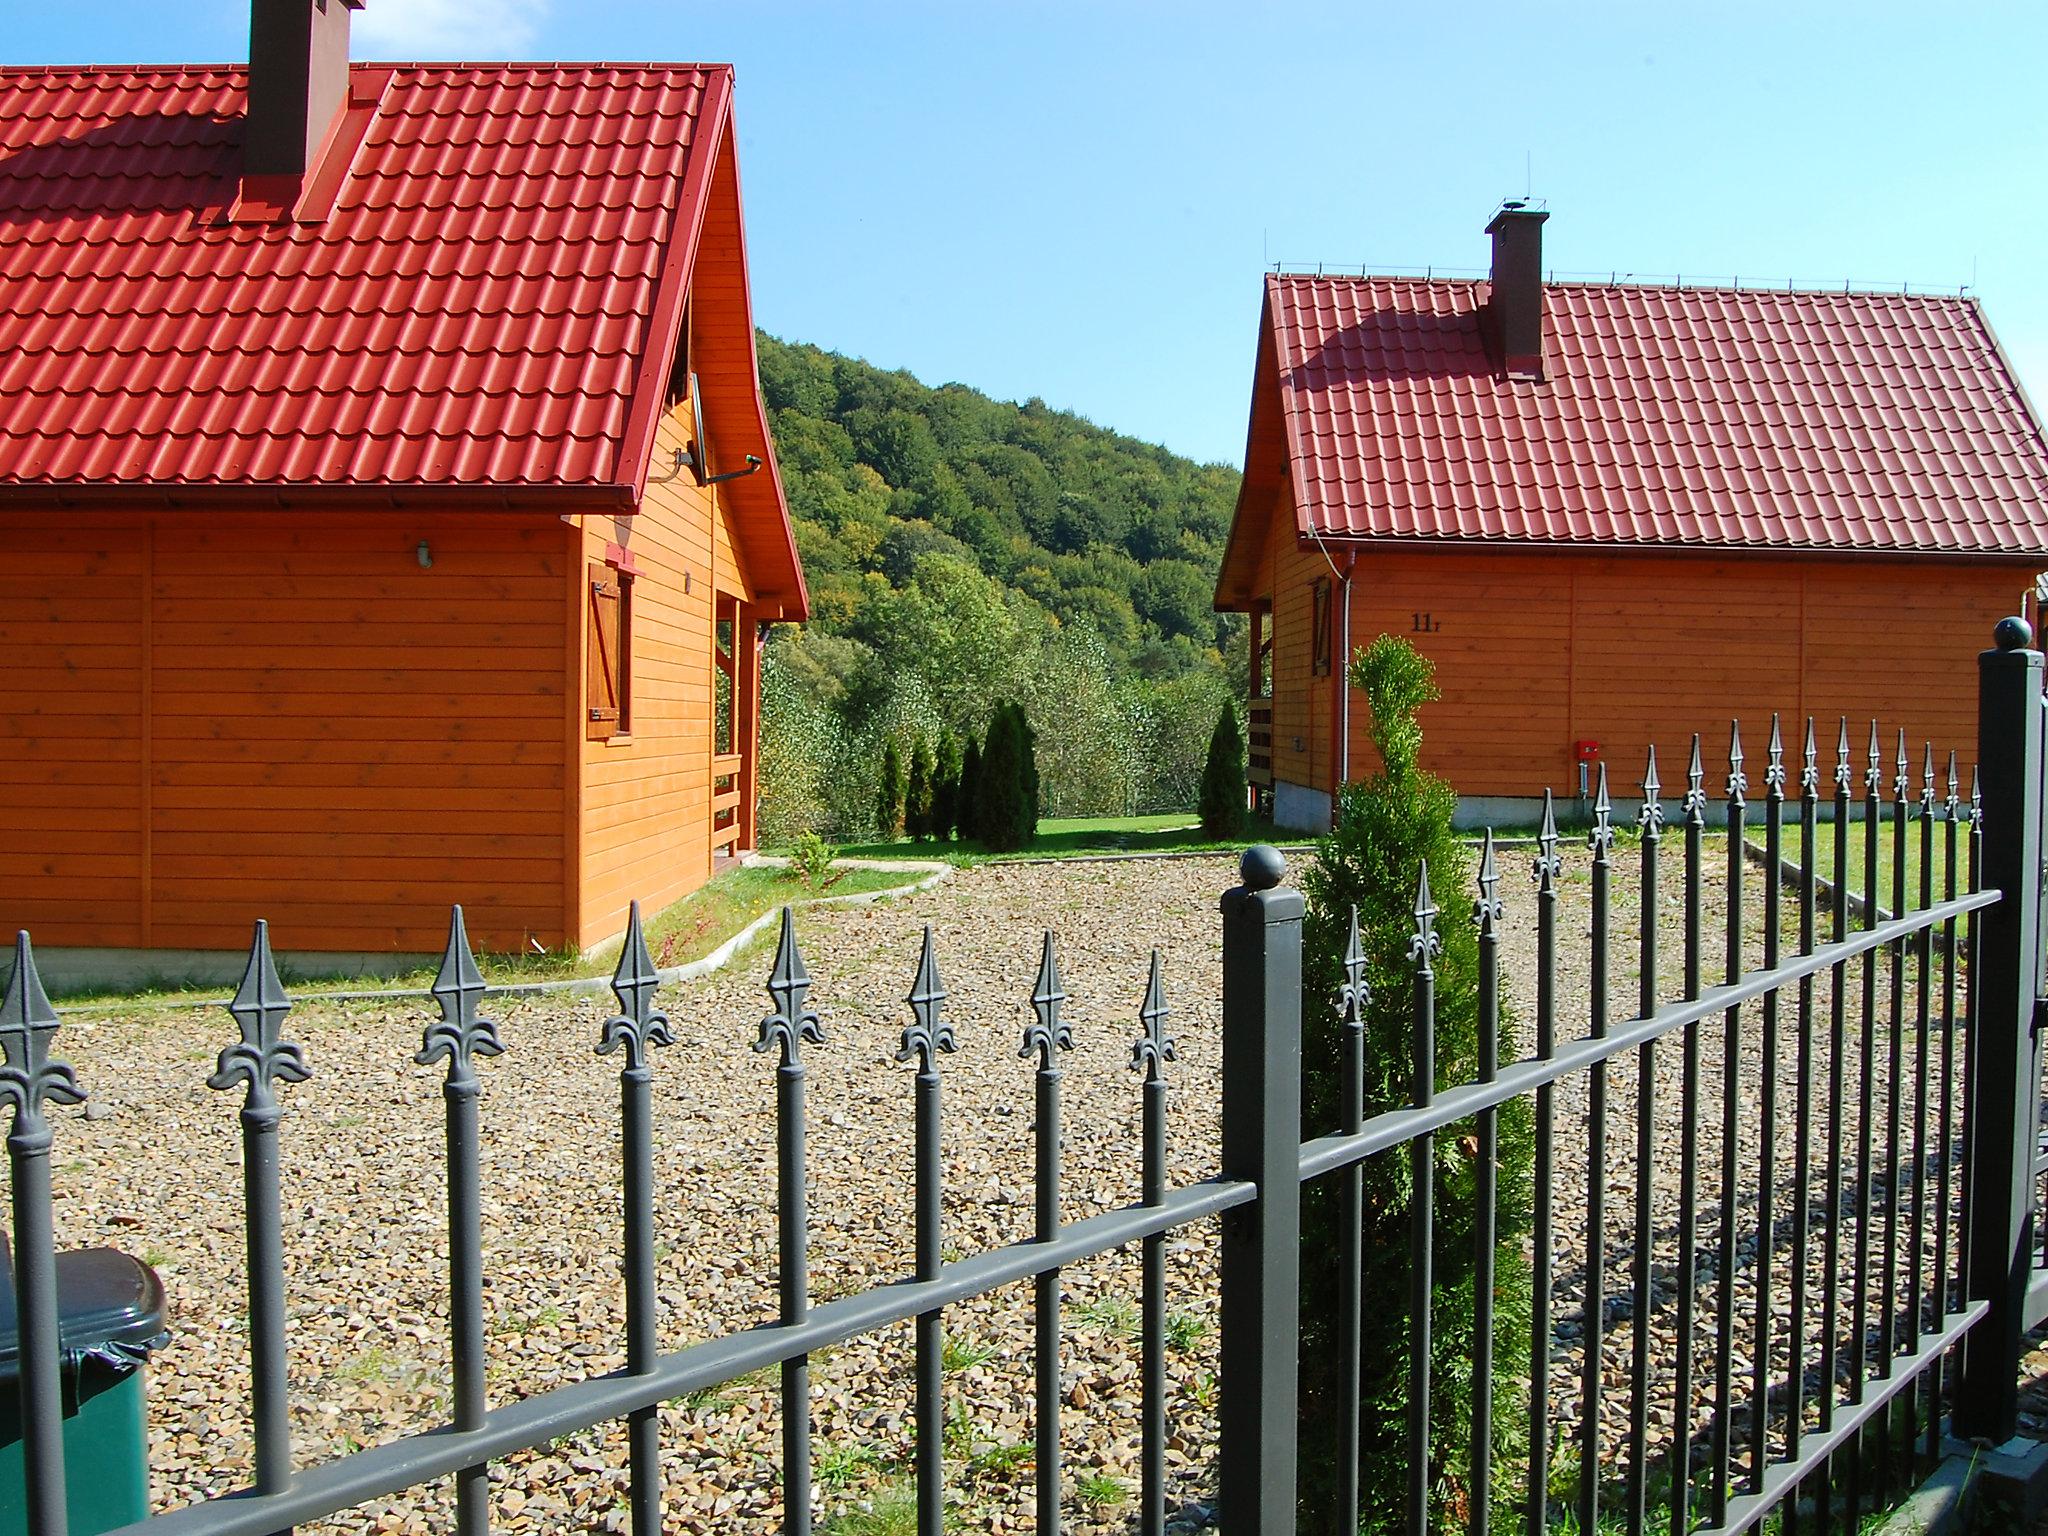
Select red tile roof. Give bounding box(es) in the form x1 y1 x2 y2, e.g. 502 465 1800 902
0 61 712 492
1253 272 2048 556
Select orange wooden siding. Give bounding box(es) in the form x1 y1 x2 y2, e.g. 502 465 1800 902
1252 507 2036 806
575 397 758 950
0 512 569 954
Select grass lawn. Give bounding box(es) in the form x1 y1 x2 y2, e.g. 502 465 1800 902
812 811 1303 864
51 862 920 1009
1750 810 1967 913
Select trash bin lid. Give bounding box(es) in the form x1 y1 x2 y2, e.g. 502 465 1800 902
0 1246 168 1373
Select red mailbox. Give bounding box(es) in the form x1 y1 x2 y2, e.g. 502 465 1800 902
1574 739 1601 764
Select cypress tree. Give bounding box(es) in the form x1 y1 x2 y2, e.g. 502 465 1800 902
956 735 983 845
907 736 936 841
1198 705 1248 839
933 729 961 841
1014 704 1040 847
978 707 1024 852
1295 635 1533 1531
876 738 904 841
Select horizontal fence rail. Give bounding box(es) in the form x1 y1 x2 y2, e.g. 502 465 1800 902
6 625 2048 1536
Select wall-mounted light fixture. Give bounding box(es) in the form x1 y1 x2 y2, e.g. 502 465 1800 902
416 540 433 569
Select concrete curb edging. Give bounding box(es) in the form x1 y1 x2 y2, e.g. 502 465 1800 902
57 860 952 1015
1740 837 1896 923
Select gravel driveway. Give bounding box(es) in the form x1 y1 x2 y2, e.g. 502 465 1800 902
32 831 1957 1532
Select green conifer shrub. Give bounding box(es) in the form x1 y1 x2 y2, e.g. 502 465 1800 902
1015 704 1040 844
907 736 936 841
933 729 961 841
956 736 983 846
1198 704 1248 840
1295 634 1533 1533
876 738 905 841
978 707 1027 852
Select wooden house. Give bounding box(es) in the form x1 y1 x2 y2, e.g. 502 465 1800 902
0 1 807 982
1216 206 2048 828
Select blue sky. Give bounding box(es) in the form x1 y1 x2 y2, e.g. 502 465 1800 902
11 2 2047 468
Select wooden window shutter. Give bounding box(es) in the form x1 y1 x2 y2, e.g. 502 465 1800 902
586 561 622 739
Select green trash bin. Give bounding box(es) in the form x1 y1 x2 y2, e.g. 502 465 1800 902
0 1242 168 1536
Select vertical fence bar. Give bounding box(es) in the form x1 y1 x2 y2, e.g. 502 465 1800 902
1751 719 1785 1494
1960 772 1983 1315
1822 722 1852 1512
1910 749 1935 1464
1473 834 1505 1536
1218 845 1302 1536
1712 723 1748 1523
1023 932 1073 1536
596 903 674 1536
1930 755 1961 1466
1134 953 1177 1536
1581 779 1613 1536
1339 912 1368 1536
1956 618 2044 1442
757 908 824 1536
2 932 87 1536
898 927 956 1536
1880 734 1910 1497
1408 862 1442 1536
1629 757 1662 1536
417 908 506 1536
1673 735 1707 1536
1530 794 1561 1536
1786 721 1820 1536
208 919 311 1533
1849 723 1881 1521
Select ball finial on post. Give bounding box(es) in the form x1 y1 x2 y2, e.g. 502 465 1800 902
1994 615 2034 652
1239 844 1286 891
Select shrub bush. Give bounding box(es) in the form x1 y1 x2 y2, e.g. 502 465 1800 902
955 736 982 845
1295 633 1533 1533
1197 704 1248 840
791 832 837 893
932 729 961 841
907 735 936 841
975 703 1038 852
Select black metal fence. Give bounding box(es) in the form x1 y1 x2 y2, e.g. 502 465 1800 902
4 625 2047 1536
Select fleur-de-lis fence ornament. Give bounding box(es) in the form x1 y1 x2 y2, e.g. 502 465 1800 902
1587 763 1614 855
1410 860 1442 967
1893 728 1911 805
1726 720 1748 805
1 932 84 1140
1684 734 1708 824
1866 720 1884 796
208 919 310 1115
416 906 504 1089
597 902 673 1069
1765 715 1787 798
1475 830 1504 934
1801 718 1821 798
1640 744 1665 833
897 926 956 1071
1946 751 1961 822
1337 907 1370 1030
1835 718 1854 796
1533 788 1563 890
1019 931 1073 1068
756 906 823 1067
1131 949 1177 1081
1972 766 1983 831
1921 742 1936 812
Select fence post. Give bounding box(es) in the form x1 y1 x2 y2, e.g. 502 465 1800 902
1218 844 1302 1535
1957 616 2044 1442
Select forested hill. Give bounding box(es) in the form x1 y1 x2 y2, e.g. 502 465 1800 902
757 334 1241 679
753 334 1245 843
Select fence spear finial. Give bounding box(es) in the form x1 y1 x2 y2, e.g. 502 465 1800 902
597 902 672 1069
1866 720 1884 795
1921 742 1936 808
1337 907 1369 1029
1475 830 1504 934
1588 763 1614 854
1946 750 1960 818
1020 931 1073 1068
898 926 955 1072
1640 743 1664 831
1971 765 1983 828
756 906 823 1068
1893 728 1910 803
0 932 83 1138
1836 717 1853 794
1685 733 1707 824
1726 720 1747 803
1533 788 1562 888
1410 861 1442 966
209 920 308 1115
417 906 502 1087
1802 717 1820 797
1132 949 1177 1080
1766 714 1786 796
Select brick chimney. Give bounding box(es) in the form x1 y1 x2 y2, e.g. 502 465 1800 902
1484 202 1550 380
246 0 363 178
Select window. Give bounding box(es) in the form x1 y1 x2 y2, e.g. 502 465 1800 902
1311 578 1332 676
1252 600 1274 699
664 300 692 410
586 560 633 739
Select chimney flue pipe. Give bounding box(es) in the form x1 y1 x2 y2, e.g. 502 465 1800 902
1484 202 1549 380
246 0 363 179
